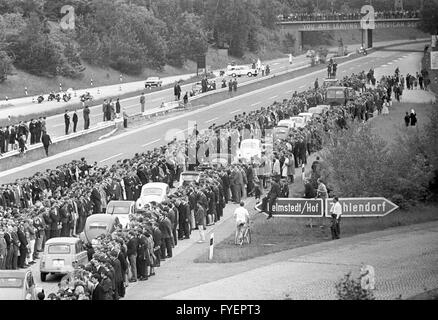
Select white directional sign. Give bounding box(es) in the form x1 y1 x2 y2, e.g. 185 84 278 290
255 198 324 218
325 197 399 217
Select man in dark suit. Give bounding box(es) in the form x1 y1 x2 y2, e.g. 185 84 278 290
267 176 281 220
17 224 28 268
41 131 52 157
64 110 70 135
72 110 78 133
10 226 20 269
83 105 90 130
126 231 139 282
91 273 105 300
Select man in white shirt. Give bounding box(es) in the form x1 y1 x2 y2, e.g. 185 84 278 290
330 196 342 239
234 201 249 244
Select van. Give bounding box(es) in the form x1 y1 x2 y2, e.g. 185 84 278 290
40 237 89 282
326 86 356 106
225 65 258 77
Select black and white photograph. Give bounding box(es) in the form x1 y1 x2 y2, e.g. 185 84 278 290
0 0 437 309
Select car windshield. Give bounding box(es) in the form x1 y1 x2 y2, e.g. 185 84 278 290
142 188 163 196
48 244 71 254
0 278 23 288
108 206 130 214
327 89 345 98
241 141 259 149
181 174 199 181
290 118 304 123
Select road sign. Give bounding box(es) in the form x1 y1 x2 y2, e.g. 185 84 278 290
325 197 399 217
254 198 323 218
431 51 438 70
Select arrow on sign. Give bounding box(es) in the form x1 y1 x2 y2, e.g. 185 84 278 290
254 198 324 218
325 197 399 217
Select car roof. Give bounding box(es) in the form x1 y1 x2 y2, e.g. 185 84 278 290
327 86 346 90
45 237 81 245
146 76 159 79
181 171 200 175
241 139 261 144
86 214 117 222
298 112 313 116
142 182 168 189
107 200 135 206
0 270 29 278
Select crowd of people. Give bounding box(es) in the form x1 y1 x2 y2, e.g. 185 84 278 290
0 64 406 299
278 10 420 22
0 117 48 156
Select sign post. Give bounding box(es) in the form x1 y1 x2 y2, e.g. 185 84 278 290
325 197 399 217
255 198 324 218
208 233 214 260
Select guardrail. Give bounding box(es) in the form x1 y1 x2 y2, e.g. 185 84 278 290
0 121 116 160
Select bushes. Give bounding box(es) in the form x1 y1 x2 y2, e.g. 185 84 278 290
321 119 435 206
335 272 375 300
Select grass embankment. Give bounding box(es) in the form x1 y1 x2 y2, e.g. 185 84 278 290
195 95 438 263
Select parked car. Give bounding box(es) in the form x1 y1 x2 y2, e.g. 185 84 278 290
39 237 89 282
209 153 234 167
144 77 163 88
298 112 316 123
237 139 262 162
323 78 340 87
0 270 38 300
106 200 136 228
179 171 202 187
225 65 258 77
80 214 121 245
308 105 330 115
136 182 169 210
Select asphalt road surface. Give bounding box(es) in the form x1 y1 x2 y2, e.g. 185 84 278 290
0 41 426 184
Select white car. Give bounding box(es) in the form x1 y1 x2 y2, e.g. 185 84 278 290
136 182 169 210
298 112 315 124
179 171 201 187
144 77 163 88
226 65 258 78
308 105 330 115
237 139 262 162
106 201 136 228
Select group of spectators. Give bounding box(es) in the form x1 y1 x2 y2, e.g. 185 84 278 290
0 66 402 299
278 10 420 22
0 117 48 156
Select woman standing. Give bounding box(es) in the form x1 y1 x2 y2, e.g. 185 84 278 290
381 99 389 115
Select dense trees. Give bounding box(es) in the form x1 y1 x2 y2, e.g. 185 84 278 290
0 0 426 79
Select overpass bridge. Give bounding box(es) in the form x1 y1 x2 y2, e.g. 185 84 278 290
277 18 421 53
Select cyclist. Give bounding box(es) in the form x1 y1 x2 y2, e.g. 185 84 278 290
234 201 250 245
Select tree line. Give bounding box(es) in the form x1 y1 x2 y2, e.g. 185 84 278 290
0 0 428 83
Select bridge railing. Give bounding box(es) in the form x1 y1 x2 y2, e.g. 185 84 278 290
277 10 420 22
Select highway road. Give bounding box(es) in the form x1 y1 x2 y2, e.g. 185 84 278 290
14 41 429 297
0 39 420 138
0 41 426 185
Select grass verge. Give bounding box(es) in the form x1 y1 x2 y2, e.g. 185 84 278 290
194 203 438 263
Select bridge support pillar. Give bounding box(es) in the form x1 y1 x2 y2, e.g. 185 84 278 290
294 30 303 54
362 29 373 49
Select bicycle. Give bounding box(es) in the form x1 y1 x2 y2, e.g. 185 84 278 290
235 222 251 246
